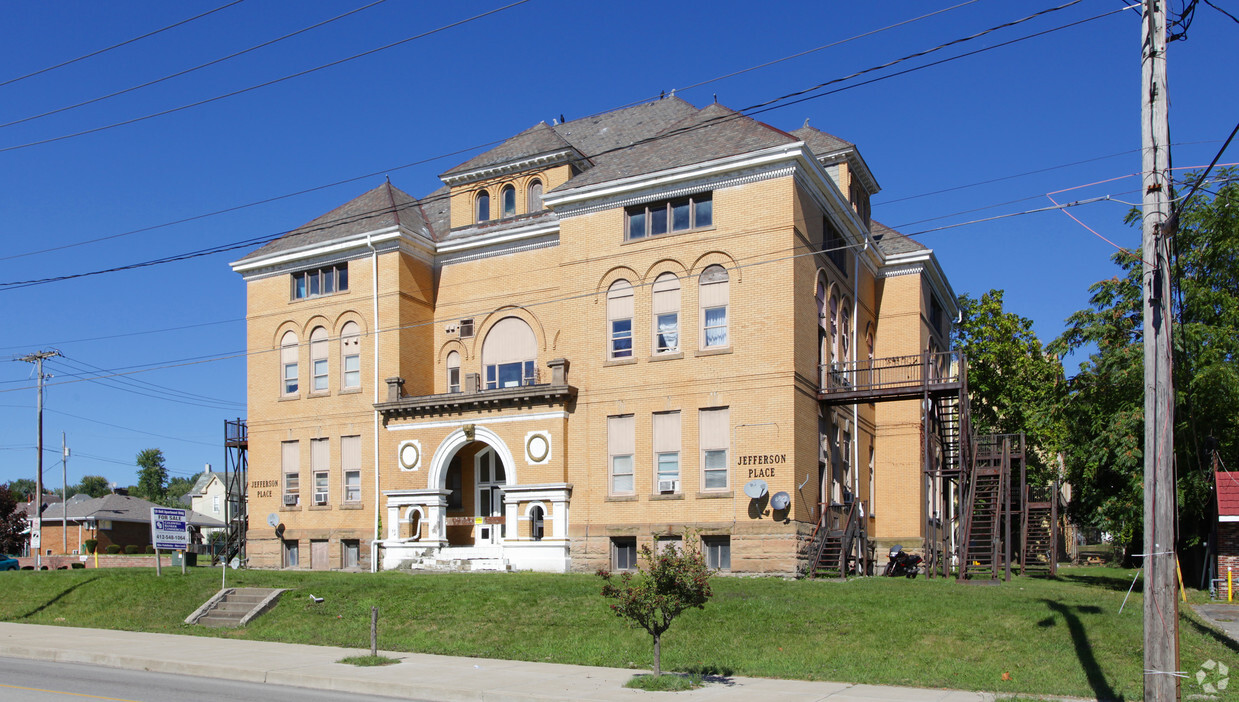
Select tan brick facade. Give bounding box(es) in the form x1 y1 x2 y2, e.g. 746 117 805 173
232 99 956 574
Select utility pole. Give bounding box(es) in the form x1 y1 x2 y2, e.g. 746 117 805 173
19 350 60 570
1140 1 1178 699
62 433 69 556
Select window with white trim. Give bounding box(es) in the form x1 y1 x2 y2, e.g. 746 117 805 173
652 273 680 354
612 537 637 571
607 280 634 359
653 411 680 493
311 438 329 505
700 407 730 490
280 331 299 396
310 327 328 393
291 264 348 300
481 317 537 389
341 436 361 503
625 192 712 240
341 321 361 390
608 414 635 494
699 265 729 349
446 350 461 393
282 440 300 505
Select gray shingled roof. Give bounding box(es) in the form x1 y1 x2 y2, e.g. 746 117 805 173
28 493 224 527
238 182 428 262
552 97 700 158
871 220 927 256
421 185 451 239
789 125 853 159
559 103 798 190
442 122 577 178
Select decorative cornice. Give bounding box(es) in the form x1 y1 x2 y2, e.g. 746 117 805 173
377 384 577 422
440 149 582 186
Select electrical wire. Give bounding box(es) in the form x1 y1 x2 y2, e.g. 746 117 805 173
0 0 392 131
46 408 220 448
0 0 533 154
52 356 243 410
0 0 246 88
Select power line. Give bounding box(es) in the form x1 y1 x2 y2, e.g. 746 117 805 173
46 408 220 448
51 356 243 410
0 0 533 154
0 0 246 88
0 0 391 130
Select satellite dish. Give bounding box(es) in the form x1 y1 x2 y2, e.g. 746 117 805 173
267 513 279 528
743 480 769 499
229 557 240 570
275 522 285 537
770 491 791 511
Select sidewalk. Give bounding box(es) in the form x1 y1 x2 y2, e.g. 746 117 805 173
0 622 997 702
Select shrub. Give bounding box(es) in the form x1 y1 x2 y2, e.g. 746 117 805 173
145 545 155 554
104 545 122 554
124 545 140 555
83 539 98 554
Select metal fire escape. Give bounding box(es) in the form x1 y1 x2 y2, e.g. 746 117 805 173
817 351 969 578
223 418 248 565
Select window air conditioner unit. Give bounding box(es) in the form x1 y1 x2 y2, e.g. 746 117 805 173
314 492 327 505
283 494 297 506
658 480 678 494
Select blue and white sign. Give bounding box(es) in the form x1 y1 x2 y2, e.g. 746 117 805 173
150 507 188 551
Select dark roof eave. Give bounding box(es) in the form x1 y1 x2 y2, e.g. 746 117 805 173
377 384 576 420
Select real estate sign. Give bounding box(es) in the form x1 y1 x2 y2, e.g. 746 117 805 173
150 507 188 551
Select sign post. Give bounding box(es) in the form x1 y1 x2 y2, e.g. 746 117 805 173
150 507 188 577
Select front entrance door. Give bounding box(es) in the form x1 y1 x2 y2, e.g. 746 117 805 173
311 539 329 570
475 447 506 545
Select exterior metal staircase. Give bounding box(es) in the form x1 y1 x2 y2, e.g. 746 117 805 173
808 501 863 578
1021 480 1059 576
957 435 1013 582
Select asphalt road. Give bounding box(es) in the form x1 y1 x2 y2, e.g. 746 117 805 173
0 657 426 702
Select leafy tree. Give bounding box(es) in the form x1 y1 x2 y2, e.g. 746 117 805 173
598 540 713 676
953 290 1067 484
6 478 37 500
135 449 168 502
0 484 27 554
165 473 202 506
77 475 111 498
1051 169 1239 568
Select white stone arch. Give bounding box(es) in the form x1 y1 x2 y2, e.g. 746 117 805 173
427 424 521 494
402 505 425 541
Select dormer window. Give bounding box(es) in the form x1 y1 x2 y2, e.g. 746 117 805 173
476 190 491 223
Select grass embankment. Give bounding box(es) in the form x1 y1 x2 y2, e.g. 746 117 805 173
1 566 1235 699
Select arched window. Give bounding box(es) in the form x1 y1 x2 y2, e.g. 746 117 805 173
481 317 537 389
501 185 516 217
408 510 422 541
446 350 461 393
529 505 544 540
828 293 839 365
527 179 543 212
341 321 360 390
280 331 299 396
476 190 490 223
310 327 329 392
816 280 828 387
652 273 680 354
840 300 852 363
607 280 634 359
699 265 729 348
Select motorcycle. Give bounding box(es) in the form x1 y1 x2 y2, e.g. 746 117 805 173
882 544 922 578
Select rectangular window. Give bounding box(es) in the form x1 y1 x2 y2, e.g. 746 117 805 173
342 435 361 503
291 264 349 300
314 471 329 505
283 362 298 395
655 313 678 353
625 193 712 241
447 366 460 393
703 307 728 348
342 540 359 568
823 218 849 278
612 537 637 571
312 359 329 392
700 407 730 490
460 319 474 338
343 354 360 390
703 536 731 570
486 360 535 389
282 441 300 505
653 411 680 492
611 319 633 358
311 438 329 505
284 540 299 567
608 415 635 494
212 495 220 514
656 535 682 555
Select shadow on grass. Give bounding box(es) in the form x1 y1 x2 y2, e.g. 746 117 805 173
1183 611 1239 657
20 577 100 619
1042 599 1123 702
678 664 736 686
1058 573 1142 593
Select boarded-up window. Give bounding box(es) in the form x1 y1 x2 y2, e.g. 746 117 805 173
700 407 730 490
482 317 537 388
527 179 543 212
341 322 360 389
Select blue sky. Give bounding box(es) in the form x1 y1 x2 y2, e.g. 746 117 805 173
0 0 1234 489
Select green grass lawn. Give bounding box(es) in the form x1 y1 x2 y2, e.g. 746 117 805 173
1 566 1236 699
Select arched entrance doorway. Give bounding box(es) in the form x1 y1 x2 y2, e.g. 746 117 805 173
439 440 510 547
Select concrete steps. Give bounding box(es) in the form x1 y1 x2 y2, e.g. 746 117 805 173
187 587 286 628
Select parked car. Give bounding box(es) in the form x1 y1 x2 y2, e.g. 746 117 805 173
0 554 18 571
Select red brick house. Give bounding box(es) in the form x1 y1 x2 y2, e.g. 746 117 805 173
1216 472 1239 577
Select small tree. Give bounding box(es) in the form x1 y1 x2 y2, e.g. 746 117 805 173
0 484 27 554
598 539 713 676
135 449 168 502
77 475 111 498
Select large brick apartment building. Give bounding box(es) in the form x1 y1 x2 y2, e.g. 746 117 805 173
230 97 956 574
